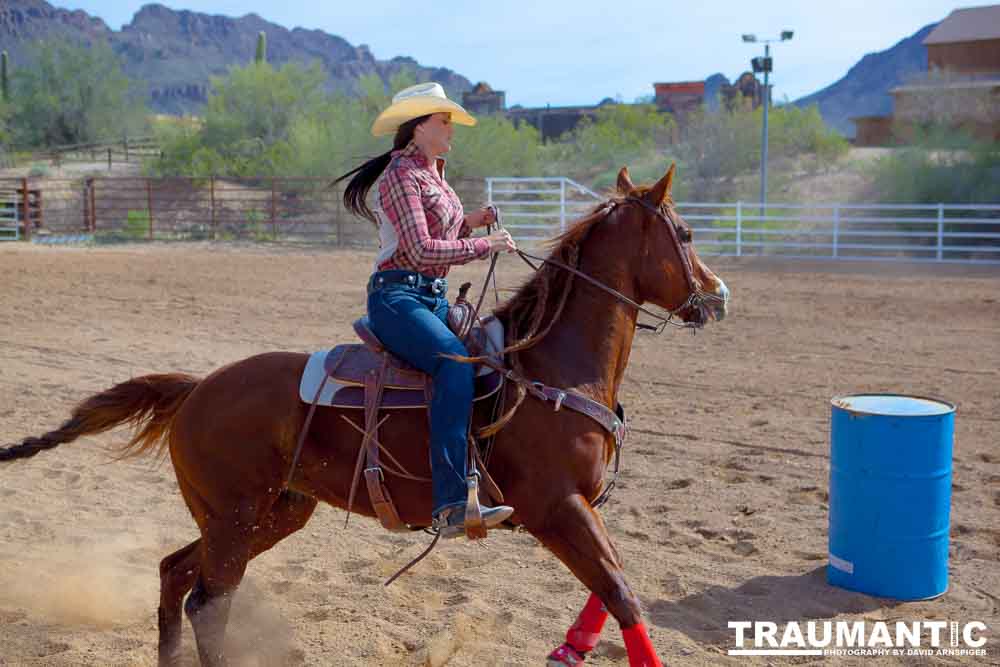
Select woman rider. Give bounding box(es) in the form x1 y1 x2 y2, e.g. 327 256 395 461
336 82 516 538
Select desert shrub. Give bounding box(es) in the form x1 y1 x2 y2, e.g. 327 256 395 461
868 126 1000 204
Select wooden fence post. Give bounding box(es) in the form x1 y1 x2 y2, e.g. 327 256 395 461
90 179 97 232
146 179 154 240
210 176 217 240
82 178 90 231
271 177 278 240
20 177 30 241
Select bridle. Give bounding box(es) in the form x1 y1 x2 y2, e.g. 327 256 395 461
458 196 725 517
499 196 726 333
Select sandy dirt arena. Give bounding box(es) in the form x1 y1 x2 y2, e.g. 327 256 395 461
0 242 997 666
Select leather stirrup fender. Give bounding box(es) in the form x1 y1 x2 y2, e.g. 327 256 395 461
362 358 407 532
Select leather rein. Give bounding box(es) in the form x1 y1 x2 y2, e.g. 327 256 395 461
466 197 724 509
513 197 725 333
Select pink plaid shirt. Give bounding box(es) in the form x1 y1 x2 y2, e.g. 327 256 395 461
375 142 491 278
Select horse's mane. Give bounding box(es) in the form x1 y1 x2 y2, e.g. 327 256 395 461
493 200 615 334
474 185 665 437
495 183 669 333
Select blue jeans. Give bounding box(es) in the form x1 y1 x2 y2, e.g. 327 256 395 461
367 275 471 516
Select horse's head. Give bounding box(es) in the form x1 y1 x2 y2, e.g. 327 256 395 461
616 163 729 326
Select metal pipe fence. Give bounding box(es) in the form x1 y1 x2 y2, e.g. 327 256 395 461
679 202 1000 264
0 176 486 246
486 177 602 241
486 177 1000 264
0 194 17 240
4 175 998 265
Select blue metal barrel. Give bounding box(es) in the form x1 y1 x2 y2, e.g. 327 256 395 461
828 394 955 600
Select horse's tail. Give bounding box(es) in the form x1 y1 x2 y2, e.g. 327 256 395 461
0 373 200 462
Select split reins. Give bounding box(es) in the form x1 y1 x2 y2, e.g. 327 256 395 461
476 198 725 345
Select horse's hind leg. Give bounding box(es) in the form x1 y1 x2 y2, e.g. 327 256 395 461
158 539 201 667
178 490 318 667
529 494 662 667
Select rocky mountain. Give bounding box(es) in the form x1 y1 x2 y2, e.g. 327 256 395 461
0 0 472 114
793 23 935 136
0 0 940 134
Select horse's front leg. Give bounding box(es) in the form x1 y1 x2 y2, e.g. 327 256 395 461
529 493 661 667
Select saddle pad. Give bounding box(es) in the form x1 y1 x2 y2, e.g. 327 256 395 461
299 350 504 409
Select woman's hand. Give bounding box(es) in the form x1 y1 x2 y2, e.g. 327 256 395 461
485 229 517 254
465 206 497 229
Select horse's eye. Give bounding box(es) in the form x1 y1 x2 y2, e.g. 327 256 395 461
678 226 692 243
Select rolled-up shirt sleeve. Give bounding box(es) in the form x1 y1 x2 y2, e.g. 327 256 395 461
378 168 491 268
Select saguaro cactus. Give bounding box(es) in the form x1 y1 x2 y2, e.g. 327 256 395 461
255 32 266 65
1 51 9 102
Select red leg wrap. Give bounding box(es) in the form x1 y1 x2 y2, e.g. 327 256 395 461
546 643 585 666
621 623 662 667
565 593 609 652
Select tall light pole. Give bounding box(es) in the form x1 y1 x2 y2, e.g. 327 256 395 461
742 30 793 215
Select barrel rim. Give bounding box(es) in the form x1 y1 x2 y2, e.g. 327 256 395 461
831 393 956 417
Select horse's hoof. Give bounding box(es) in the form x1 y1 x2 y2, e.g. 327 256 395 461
547 642 586 666
157 652 182 667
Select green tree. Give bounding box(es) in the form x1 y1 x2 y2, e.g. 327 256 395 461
448 115 540 180
669 103 848 199
282 71 418 177
557 104 675 170
767 104 848 163
204 61 325 148
155 61 326 177
10 41 145 147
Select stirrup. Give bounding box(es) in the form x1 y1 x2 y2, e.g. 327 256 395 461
432 504 513 540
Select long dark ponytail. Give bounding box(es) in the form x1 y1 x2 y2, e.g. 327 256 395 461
334 114 431 224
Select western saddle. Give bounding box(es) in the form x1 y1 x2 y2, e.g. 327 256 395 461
306 314 504 539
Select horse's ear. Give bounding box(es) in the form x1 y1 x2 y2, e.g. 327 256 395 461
616 167 635 195
645 162 676 206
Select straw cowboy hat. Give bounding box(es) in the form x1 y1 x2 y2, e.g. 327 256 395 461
371 82 477 137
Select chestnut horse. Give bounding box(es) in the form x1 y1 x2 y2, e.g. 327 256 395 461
1 164 728 667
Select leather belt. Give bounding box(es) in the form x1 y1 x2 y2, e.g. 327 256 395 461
368 270 448 296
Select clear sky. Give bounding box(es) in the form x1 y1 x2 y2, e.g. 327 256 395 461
63 0 970 107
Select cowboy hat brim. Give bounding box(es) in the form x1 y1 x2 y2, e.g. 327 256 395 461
371 97 477 137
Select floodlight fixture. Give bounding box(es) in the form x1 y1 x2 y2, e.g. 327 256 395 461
741 29 795 215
